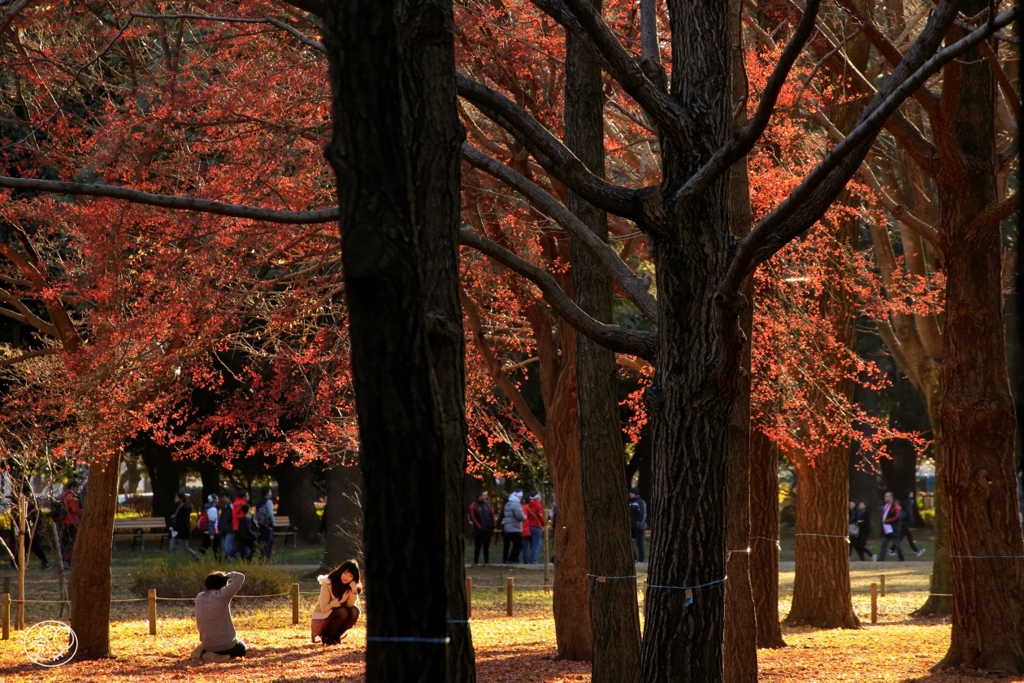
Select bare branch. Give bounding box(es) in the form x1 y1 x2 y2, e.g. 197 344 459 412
459 229 659 360
456 74 655 224
532 0 694 151
671 0 823 205
0 349 58 367
0 288 58 337
0 175 339 224
462 143 659 321
130 13 325 53
724 1 1016 291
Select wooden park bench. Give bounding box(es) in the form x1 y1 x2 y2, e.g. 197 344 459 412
273 516 299 548
113 517 169 551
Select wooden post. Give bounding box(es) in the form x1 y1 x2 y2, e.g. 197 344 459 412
291 583 300 625
1 593 9 641
465 577 472 620
880 574 886 597
506 577 514 616
148 588 157 635
870 583 877 625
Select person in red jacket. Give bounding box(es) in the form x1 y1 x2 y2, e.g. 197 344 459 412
524 494 545 565
59 481 82 568
878 491 904 561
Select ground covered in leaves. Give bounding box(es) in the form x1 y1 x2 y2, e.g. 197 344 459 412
0 553 1016 682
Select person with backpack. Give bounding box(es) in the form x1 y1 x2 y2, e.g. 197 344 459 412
255 487 275 560
628 487 648 563
227 504 257 561
58 481 82 569
469 491 495 565
502 489 526 564
198 494 221 559
169 492 199 560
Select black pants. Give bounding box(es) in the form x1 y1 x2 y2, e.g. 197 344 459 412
200 533 222 560
899 525 920 552
632 528 646 562
473 530 491 564
878 532 904 561
851 531 873 560
503 532 522 563
228 538 255 561
60 524 77 563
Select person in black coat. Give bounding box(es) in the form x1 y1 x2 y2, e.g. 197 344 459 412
469 491 495 564
169 492 199 559
850 500 875 561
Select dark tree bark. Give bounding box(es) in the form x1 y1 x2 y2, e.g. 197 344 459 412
397 0 476 676
723 3 757 678
322 1 452 679
935 10 1024 672
322 462 365 569
138 440 183 518
272 462 323 544
849 380 880 514
567 2 641 678
69 455 119 658
198 461 221 506
749 427 785 648
637 4 736 679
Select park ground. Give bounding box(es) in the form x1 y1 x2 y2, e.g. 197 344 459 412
0 528 1010 682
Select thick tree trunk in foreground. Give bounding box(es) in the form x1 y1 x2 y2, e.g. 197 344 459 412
935 15 1024 672
322 463 364 569
323 2 451 679
70 455 119 658
397 0 475 676
637 5 736 678
724 3 758 678
272 463 322 544
749 427 785 648
568 2 640 679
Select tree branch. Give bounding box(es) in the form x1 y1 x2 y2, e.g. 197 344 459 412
459 230 658 360
131 13 325 53
0 348 58 367
671 0 823 205
462 143 659 321
0 176 339 223
0 0 35 36
968 194 1018 234
456 75 657 225
723 1 1015 292
0 287 57 337
532 0 694 151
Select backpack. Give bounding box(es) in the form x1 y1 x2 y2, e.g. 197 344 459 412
255 500 272 529
197 507 208 532
239 516 258 541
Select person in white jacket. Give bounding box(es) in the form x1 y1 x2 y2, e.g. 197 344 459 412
502 490 526 564
310 560 362 644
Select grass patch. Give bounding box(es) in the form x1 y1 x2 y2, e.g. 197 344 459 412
130 558 294 598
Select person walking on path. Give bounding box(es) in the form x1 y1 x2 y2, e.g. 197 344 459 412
218 493 234 558
520 495 533 565
255 487 275 560
502 490 526 564
469 491 495 565
850 500 876 561
227 504 258 562
191 571 248 661
878 491 905 561
524 493 545 564
169 492 199 559
199 494 221 560
311 560 362 644
58 481 82 569
896 490 925 557
628 487 648 563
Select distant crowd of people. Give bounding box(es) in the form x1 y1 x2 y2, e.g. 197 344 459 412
469 485 649 565
848 490 927 562
185 486 278 562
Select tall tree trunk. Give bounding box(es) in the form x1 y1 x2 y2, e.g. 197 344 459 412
547 333 594 661
638 4 735 678
272 463 322 544
400 0 476 674
322 462 365 569
935 12 1024 671
749 427 785 648
69 455 119 658
724 1 758 678
199 461 221 507
914 384 953 617
322 1 451 678
567 2 640 679
139 441 183 518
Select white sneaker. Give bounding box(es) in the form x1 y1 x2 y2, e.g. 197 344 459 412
871 554 877 562
202 651 232 663
915 548 926 557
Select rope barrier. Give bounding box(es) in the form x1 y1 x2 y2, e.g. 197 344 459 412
950 555 1024 559
367 636 449 644
795 533 850 541
586 574 637 581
